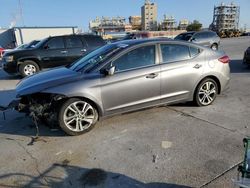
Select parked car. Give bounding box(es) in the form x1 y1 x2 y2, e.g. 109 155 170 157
175 31 220 50
243 46 250 65
0 45 5 59
2 34 106 77
13 38 230 136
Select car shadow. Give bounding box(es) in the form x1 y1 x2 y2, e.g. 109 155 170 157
0 69 21 80
0 164 192 188
230 59 250 73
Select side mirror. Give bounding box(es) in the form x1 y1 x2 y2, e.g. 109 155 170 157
43 45 49 49
102 66 115 76
191 38 196 42
107 66 115 76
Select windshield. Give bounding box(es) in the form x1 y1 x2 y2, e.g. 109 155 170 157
34 38 48 48
27 40 40 48
69 44 127 72
175 33 194 41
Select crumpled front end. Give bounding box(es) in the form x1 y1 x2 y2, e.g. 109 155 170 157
17 93 67 126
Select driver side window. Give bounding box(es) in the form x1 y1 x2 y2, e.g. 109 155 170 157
112 45 155 72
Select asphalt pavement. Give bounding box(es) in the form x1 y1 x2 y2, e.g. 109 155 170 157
0 37 250 188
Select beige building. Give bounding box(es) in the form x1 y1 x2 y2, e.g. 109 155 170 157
141 0 158 31
89 17 132 34
129 16 142 31
160 15 176 31
179 19 189 30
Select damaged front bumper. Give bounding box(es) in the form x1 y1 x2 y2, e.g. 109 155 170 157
0 99 20 111
0 93 67 127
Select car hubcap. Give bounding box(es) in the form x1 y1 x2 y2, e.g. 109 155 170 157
212 45 217 50
24 64 36 75
63 101 95 132
198 81 217 105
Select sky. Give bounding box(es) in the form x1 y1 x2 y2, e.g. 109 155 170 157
0 0 249 31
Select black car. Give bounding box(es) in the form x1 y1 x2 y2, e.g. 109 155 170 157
175 31 220 50
243 46 250 65
2 34 106 77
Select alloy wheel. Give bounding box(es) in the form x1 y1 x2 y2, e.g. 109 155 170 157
198 81 217 106
63 101 96 132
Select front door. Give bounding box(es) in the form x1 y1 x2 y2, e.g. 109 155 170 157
100 45 161 115
40 37 67 68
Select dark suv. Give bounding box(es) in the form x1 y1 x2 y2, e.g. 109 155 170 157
2 34 106 77
175 31 220 50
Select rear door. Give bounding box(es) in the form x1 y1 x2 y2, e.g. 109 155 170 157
100 44 161 115
159 43 205 103
40 37 67 68
83 35 106 52
65 36 87 64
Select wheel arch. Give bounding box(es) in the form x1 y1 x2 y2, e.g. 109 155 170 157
194 75 221 99
17 57 41 70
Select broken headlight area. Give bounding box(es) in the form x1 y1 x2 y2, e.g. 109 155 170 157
18 93 67 127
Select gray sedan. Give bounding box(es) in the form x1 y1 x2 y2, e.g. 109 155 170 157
14 39 230 135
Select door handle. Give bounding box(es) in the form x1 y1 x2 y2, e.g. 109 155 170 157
193 64 202 69
61 50 68 54
146 73 158 79
81 49 87 52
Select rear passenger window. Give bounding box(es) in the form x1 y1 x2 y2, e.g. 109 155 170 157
161 44 190 63
189 47 200 57
84 36 104 47
65 36 83 48
46 37 64 49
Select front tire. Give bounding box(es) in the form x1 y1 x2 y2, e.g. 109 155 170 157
194 78 218 107
19 60 39 77
58 98 98 136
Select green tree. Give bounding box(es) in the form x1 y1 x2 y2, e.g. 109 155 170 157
186 20 202 31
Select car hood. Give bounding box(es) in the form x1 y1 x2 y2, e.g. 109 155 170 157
16 67 81 97
3 48 36 57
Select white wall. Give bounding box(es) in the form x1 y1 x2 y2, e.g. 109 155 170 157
14 27 77 45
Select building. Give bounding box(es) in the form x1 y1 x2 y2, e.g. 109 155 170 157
129 16 142 31
210 2 240 31
141 0 158 31
160 15 176 31
89 16 132 34
179 19 189 30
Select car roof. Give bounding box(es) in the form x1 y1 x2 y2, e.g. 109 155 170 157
112 38 173 46
49 34 102 38
110 38 207 50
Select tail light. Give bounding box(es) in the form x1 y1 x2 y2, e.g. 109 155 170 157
218 55 230 64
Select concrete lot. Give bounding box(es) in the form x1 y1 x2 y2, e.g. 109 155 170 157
0 37 250 188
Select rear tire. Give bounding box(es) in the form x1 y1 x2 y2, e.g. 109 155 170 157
19 60 39 77
58 98 98 136
194 78 218 107
211 43 218 51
